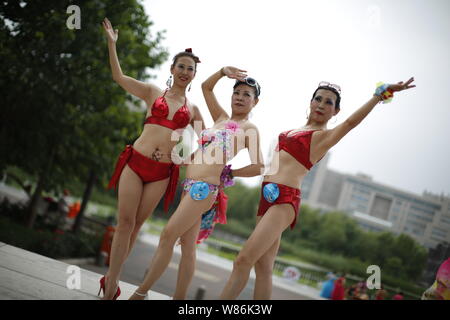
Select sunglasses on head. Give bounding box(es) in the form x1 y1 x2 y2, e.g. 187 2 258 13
318 81 341 94
235 77 261 97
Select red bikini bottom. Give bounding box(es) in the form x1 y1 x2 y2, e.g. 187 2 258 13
256 181 301 229
107 145 179 212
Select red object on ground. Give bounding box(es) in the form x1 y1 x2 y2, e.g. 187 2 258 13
100 225 116 266
67 201 81 218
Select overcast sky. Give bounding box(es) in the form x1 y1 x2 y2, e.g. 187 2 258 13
138 0 450 197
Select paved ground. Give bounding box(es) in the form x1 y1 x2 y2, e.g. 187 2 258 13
0 235 323 300
79 232 323 300
0 241 169 300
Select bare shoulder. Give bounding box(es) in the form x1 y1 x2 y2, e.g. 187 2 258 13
314 122 352 150
311 127 343 158
310 129 332 163
311 128 332 141
188 103 204 122
147 81 161 93
215 114 230 125
188 101 200 112
241 120 259 133
145 84 164 107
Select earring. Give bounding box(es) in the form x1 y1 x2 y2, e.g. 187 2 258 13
305 109 309 119
188 82 192 92
166 75 173 88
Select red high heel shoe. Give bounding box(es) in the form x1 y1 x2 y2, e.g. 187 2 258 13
98 276 121 300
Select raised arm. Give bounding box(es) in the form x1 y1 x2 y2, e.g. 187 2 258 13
316 77 416 154
232 125 265 178
102 18 160 104
190 104 206 138
201 66 247 123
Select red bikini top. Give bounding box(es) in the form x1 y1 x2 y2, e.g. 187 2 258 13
144 90 191 130
276 130 320 170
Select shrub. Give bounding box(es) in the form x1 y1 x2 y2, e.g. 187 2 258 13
0 216 101 259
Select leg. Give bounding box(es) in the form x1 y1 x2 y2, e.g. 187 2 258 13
254 230 281 299
130 191 216 300
173 216 201 300
219 204 295 300
127 177 169 257
104 165 142 299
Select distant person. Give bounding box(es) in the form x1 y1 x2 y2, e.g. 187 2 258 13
375 285 388 300
55 189 70 232
58 189 70 214
346 283 358 300
67 201 81 219
358 286 369 300
422 257 450 300
353 281 369 300
100 17 205 300
64 201 81 230
320 272 337 299
392 291 404 300
332 277 346 300
219 78 416 299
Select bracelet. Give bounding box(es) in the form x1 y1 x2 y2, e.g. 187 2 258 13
220 67 226 77
134 291 148 297
374 82 394 104
220 165 235 187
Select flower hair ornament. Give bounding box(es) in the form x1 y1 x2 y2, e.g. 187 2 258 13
185 48 201 63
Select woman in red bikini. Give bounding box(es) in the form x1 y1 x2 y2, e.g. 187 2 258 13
99 18 205 300
220 77 416 299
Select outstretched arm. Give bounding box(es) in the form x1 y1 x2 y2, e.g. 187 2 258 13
201 66 247 123
316 77 416 153
102 18 160 103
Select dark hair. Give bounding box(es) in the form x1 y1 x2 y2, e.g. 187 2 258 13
311 86 341 109
172 48 201 71
233 77 261 98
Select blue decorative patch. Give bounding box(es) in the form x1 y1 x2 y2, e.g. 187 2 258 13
189 181 210 200
263 183 280 203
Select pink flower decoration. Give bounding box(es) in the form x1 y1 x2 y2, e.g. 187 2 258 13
225 121 239 132
198 133 214 147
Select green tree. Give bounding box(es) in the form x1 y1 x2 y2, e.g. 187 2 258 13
297 205 321 238
353 231 378 263
384 256 403 278
225 181 260 224
0 0 168 228
341 217 362 257
391 234 427 280
374 232 396 265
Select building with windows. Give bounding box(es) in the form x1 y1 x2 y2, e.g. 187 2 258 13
302 154 450 249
